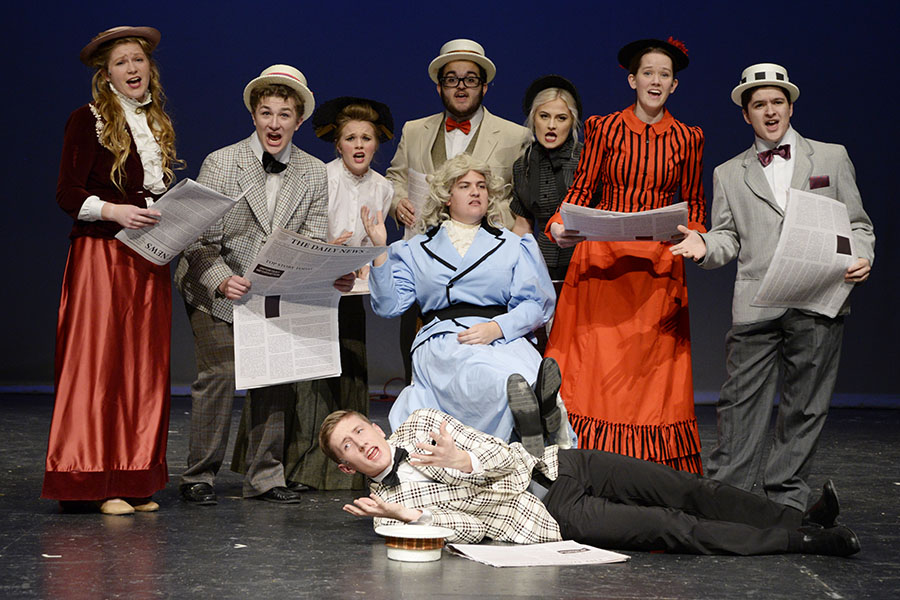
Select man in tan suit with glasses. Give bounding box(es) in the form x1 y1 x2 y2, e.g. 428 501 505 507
386 39 532 382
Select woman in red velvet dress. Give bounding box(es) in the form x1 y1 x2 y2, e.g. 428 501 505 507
43 26 182 514
546 38 706 473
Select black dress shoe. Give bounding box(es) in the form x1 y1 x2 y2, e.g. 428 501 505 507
254 486 302 504
798 525 860 557
803 479 840 528
533 358 562 438
286 481 314 493
180 483 217 506
508 374 544 458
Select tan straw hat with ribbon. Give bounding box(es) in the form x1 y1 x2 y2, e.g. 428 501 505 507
243 64 316 120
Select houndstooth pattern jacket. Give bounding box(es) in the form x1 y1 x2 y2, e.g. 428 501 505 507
175 135 329 323
372 408 562 544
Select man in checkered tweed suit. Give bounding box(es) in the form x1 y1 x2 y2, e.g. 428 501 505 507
320 408 860 555
175 64 353 505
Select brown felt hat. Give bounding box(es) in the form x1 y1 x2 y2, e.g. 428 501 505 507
80 26 161 65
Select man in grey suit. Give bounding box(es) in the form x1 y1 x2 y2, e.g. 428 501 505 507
671 64 875 512
386 38 532 381
175 64 354 505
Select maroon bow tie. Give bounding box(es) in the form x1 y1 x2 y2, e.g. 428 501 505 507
758 144 791 167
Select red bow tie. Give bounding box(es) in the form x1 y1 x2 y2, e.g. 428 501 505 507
758 144 791 167
445 117 471 134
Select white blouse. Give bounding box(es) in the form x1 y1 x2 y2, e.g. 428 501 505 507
78 85 166 221
326 158 394 246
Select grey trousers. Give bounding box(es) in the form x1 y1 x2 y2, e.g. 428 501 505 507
706 309 844 510
180 304 290 497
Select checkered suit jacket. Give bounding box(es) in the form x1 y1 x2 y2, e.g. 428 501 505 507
372 408 562 544
174 135 329 323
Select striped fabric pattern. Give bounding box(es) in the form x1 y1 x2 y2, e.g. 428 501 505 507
564 108 706 225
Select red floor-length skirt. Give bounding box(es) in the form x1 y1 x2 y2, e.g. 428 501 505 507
42 237 172 500
546 240 702 474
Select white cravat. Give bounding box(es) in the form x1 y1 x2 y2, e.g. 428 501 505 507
442 218 480 257
755 127 796 211
444 106 484 159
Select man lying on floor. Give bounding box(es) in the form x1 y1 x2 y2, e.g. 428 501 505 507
318 405 859 556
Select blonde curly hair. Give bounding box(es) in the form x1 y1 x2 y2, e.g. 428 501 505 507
416 153 508 233
88 36 183 197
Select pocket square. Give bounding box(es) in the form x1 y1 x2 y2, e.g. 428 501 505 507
809 175 830 189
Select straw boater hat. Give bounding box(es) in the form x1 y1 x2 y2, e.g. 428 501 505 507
243 64 316 121
80 26 161 65
730 63 800 106
617 37 690 72
427 39 497 84
522 74 583 119
312 96 394 143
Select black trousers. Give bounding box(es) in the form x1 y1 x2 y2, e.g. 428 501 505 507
543 449 802 555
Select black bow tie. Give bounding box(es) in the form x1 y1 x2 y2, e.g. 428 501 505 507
757 144 791 167
380 447 409 487
262 151 287 174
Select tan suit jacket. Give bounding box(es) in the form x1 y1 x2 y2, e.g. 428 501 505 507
385 108 531 229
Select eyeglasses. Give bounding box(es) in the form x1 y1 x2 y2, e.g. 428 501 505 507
439 75 484 89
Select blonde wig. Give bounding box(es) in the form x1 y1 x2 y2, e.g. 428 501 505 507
88 36 183 196
525 87 581 145
416 154 508 234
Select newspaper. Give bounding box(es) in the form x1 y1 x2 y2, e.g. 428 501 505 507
403 168 430 240
751 188 856 318
233 228 386 390
447 540 630 567
115 178 241 265
559 202 688 242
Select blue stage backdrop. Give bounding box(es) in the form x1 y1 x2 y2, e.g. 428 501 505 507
3 0 896 399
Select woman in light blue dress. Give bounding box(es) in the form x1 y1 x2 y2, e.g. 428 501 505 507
362 154 560 449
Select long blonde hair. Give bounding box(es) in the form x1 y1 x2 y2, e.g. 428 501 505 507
88 36 183 196
417 154 508 233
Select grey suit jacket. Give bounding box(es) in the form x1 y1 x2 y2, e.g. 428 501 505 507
385 108 531 229
700 130 875 324
175 135 329 323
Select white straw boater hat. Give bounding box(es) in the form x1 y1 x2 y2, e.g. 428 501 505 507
243 64 315 120
427 39 497 84
731 63 800 106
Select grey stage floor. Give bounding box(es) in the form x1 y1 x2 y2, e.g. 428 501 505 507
1 394 898 599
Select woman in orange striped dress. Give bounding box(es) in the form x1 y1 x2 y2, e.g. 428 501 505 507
546 37 706 473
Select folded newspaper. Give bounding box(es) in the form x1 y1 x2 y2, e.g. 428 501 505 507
751 188 856 318
115 178 242 265
560 202 687 242
447 540 630 567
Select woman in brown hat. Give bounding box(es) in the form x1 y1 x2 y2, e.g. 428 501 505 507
545 38 707 474
42 26 183 514
230 97 395 491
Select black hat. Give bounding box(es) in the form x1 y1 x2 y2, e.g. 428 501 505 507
312 96 394 143
617 37 689 72
522 75 583 120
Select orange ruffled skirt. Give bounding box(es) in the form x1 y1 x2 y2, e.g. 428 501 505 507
547 240 702 474
42 237 171 500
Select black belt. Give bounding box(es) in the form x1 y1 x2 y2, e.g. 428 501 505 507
422 303 507 324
